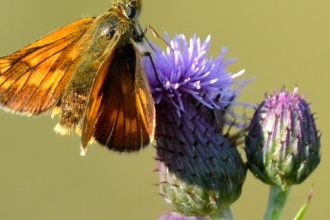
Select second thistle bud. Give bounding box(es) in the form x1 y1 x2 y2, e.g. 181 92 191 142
245 87 321 188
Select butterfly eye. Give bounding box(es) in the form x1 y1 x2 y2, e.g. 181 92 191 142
124 5 136 19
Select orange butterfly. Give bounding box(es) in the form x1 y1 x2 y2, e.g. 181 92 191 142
0 0 155 155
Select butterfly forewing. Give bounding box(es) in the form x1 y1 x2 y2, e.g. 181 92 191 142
0 17 94 115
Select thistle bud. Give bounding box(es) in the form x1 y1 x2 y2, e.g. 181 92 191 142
245 87 321 188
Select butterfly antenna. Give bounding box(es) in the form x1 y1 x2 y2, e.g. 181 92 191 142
146 24 174 52
137 24 174 52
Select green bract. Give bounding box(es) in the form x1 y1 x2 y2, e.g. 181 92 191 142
156 101 246 216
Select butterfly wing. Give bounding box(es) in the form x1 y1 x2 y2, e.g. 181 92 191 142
0 17 94 115
81 43 155 152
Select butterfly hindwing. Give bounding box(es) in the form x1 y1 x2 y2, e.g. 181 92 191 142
81 44 155 152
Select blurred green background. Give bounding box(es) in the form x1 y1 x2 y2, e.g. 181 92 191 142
0 0 328 219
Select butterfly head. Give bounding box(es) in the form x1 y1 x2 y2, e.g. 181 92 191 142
116 0 142 20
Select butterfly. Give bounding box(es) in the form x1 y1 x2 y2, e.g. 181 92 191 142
0 0 155 155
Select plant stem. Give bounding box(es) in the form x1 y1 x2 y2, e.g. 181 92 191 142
209 207 234 220
263 185 291 220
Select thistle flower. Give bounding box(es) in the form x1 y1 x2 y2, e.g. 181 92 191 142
144 33 246 113
143 33 250 217
245 87 321 188
157 210 208 220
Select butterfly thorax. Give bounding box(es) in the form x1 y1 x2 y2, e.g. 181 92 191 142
54 0 143 136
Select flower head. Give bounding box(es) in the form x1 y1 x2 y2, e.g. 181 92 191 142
245 87 321 188
143 33 246 112
157 211 208 220
143 33 251 216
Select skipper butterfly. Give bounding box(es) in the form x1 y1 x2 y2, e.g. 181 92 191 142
0 0 155 155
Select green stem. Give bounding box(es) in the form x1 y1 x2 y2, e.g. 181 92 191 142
263 185 291 220
209 207 234 220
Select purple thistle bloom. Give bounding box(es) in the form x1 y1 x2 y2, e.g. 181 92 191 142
157 210 208 220
143 33 251 217
143 33 247 113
